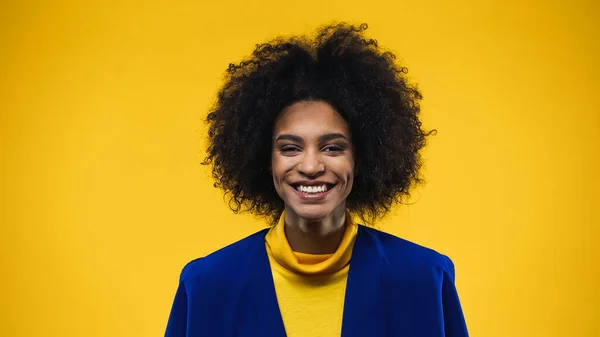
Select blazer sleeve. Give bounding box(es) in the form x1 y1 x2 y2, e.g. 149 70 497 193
164 278 188 337
441 256 469 337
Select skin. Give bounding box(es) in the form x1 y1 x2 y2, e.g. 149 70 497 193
271 100 355 254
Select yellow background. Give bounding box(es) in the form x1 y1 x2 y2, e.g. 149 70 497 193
1 0 598 336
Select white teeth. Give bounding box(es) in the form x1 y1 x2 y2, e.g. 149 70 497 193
296 184 328 194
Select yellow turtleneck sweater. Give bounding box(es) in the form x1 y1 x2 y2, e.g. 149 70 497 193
265 212 358 337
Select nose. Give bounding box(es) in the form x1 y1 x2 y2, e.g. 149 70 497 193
297 150 324 177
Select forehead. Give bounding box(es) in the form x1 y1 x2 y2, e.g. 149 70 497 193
273 101 350 137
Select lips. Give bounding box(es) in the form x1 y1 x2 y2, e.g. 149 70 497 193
289 181 336 189
288 182 336 201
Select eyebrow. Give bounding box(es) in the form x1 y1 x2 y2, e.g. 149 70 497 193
275 133 348 143
318 133 348 142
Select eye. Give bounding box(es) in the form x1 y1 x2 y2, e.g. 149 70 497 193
323 145 345 153
280 146 301 155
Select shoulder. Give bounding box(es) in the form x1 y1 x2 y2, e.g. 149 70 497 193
179 228 269 284
358 225 455 278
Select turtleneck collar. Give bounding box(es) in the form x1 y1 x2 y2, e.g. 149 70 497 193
265 210 358 275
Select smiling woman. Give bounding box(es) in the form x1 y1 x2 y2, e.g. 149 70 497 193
165 23 469 337
272 101 355 254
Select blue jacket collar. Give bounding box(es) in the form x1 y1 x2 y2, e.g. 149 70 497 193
232 225 386 336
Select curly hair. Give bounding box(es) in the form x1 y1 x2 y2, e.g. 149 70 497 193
203 22 434 225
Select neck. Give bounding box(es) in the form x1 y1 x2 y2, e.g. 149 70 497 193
283 204 347 254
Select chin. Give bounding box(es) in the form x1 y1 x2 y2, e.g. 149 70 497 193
290 204 335 221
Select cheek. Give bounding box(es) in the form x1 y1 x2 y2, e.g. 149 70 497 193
345 158 355 191
270 154 281 178
330 158 355 186
270 167 286 199
348 154 355 181
271 155 290 186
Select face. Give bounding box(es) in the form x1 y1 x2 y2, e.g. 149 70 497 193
271 100 355 221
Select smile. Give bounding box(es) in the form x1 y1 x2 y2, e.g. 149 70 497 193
295 184 328 193
289 182 336 200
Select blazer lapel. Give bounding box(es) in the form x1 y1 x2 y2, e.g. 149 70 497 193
231 230 287 337
341 226 388 337
228 226 388 337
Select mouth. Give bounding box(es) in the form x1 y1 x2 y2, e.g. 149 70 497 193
289 182 336 201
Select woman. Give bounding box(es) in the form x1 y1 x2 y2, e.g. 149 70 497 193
165 23 469 337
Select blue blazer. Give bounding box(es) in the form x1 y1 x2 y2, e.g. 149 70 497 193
165 225 469 337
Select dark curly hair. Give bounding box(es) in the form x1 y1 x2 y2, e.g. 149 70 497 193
203 22 434 225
